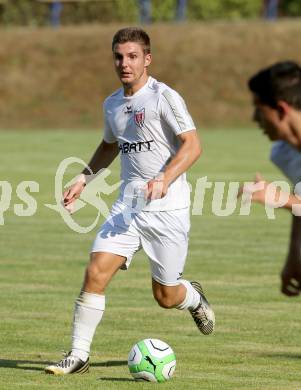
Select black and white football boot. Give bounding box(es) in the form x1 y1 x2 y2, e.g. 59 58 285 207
189 281 215 335
45 351 89 375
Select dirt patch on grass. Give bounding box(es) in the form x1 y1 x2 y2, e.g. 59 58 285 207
1 21 301 129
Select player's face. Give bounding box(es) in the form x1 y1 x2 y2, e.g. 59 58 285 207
113 42 151 86
252 95 287 141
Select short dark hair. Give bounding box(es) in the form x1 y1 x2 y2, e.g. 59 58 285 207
248 61 301 109
112 27 151 54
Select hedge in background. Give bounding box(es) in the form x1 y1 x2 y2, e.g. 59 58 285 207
1 0 301 26
0 0 264 26
1 0 138 26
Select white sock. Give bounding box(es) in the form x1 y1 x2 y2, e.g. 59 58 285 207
71 291 105 361
176 280 200 311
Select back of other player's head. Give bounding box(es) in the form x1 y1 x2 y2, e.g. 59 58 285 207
112 27 151 55
248 61 301 109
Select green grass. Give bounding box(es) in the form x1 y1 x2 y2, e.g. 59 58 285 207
1 129 301 389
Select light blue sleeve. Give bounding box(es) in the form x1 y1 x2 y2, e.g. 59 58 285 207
270 141 301 194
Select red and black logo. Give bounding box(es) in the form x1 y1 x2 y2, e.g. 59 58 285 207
134 108 145 128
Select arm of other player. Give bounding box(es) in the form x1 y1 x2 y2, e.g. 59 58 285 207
239 172 301 211
281 215 301 296
239 173 301 296
63 140 119 208
146 130 201 200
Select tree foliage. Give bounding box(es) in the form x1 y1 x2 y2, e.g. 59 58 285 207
1 0 301 26
280 0 301 17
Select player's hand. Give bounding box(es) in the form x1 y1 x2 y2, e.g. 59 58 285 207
281 251 301 297
239 172 284 207
145 176 169 200
63 179 86 210
238 172 268 205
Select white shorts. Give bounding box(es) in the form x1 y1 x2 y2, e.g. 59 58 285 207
91 200 190 286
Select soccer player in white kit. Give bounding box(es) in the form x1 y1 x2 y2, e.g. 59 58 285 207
242 61 301 297
45 27 215 375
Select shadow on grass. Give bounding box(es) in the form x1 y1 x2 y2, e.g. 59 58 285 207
260 353 301 360
98 377 134 382
0 360 52 371
0 359 127 372
92 360 127 367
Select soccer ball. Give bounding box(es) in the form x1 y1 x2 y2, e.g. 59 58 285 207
128 338 176 382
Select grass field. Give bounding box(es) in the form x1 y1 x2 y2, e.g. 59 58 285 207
1 128 301 389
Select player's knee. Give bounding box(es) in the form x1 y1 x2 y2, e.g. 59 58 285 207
85 262 105 287
86 262 98 277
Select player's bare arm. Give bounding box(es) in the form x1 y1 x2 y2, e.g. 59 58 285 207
146 130 201 200
281 215 301 296
240 174 301 297
239 172 301 211
239 175 301 297
63 140 118 207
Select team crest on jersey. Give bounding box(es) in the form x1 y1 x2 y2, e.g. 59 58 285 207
134 108 145 128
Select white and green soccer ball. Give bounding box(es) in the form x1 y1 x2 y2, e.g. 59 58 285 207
128 338 176 383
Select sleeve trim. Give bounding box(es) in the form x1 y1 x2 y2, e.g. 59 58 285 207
162 89 189 133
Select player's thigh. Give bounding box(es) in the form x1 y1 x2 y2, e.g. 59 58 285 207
91 200 141 271
140 209 190 286
146 237 188 286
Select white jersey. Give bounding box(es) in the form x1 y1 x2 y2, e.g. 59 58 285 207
103 76 196 211
270 140 301 195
